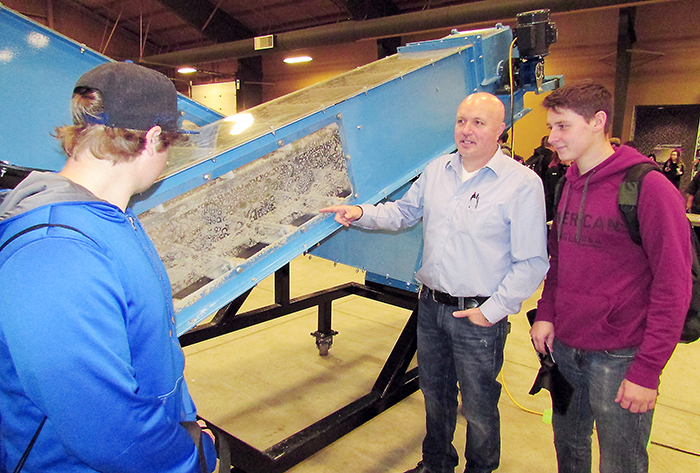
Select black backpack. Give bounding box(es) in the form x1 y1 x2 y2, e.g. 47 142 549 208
554 161 700 343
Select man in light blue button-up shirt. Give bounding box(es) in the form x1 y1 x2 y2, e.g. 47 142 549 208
322 92 548 473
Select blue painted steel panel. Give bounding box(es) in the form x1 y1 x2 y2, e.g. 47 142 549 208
315 180 424 293
0 5 222 171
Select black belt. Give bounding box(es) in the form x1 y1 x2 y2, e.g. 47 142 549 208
423 287 489 309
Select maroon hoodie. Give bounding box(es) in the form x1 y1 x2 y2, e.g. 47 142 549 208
536 145 692 389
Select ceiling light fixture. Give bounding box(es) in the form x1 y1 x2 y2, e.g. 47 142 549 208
283 56 312 64
178 67 197 74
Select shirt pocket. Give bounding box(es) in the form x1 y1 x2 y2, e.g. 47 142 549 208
453 199 504 239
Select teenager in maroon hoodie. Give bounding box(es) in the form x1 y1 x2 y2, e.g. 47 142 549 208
530 81 692 473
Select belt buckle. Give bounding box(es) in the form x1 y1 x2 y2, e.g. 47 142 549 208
462 297 475 309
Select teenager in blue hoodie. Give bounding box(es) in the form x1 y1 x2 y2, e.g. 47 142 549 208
531 81 692 473
0 63 216 472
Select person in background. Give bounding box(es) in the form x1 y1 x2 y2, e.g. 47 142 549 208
662 148 684 189
498 131 524 163
531 80 692 473
525 134 555 179
542 151 571 222
684 168 700 242
0 62 216 473
322 92 549 473
691 149 700 178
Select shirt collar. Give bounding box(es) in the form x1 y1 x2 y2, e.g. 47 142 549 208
449 147 508 177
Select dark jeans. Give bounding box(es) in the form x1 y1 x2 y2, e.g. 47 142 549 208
551 339 654 473
417 289 508 473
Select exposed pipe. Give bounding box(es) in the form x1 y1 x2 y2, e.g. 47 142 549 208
142 0 672 67
612 6 636 138
47 0 54 30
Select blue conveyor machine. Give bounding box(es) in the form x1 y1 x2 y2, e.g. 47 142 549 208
1 5 559 337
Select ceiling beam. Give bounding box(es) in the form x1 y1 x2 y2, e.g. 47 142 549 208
154 0 255 43
333 0 399 20
64 0 166 52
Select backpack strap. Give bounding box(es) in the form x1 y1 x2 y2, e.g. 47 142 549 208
181 419 231 473
180 421 209 473
0 223 90 252
618 162 661 245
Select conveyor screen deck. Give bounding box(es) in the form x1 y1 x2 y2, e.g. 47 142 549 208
140 123 352 311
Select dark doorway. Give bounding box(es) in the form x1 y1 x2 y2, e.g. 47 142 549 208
632 104 700 189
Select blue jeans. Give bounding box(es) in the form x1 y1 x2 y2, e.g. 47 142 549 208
551 339 654 473
417 289 508 473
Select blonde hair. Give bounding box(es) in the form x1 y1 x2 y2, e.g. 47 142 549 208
54 88 182 163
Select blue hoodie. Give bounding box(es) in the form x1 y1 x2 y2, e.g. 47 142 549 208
0 172 215 472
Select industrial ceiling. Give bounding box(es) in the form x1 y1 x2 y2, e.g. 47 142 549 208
69 0 472 55
62 0 668 67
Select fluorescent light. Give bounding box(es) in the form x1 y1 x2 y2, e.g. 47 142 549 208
178 67 197 74
283 56 312 64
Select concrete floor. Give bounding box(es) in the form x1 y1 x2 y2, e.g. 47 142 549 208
182 255 700 473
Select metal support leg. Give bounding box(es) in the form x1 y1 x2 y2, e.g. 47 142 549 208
274 263 290 306
311 300 337 356
184 281 419 472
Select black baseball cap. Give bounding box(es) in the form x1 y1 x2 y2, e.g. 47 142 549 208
74 62 180 132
